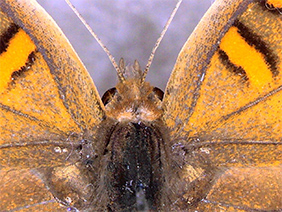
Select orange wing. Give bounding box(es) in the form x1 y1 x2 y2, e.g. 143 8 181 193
163 0 282 210
0 0 104 210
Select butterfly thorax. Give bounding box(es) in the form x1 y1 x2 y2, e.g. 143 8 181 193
99 120 168 211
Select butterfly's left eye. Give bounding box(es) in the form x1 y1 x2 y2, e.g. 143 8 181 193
102 87 117 105
152 87 164 101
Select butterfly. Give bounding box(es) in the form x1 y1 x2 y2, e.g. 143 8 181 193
0 0 281 211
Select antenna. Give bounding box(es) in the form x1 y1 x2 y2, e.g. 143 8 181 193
65 0 182 84
65 0 126 83
142 0 182 83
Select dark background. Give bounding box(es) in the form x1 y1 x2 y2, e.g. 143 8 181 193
37 0 211 95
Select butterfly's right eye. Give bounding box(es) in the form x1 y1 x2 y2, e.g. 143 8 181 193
152 87 164 101
102 87 117 105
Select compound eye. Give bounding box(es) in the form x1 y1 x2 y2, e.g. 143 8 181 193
152 87 164 101
101 87 117 105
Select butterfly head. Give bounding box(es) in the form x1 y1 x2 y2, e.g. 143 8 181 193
102 58 164 123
